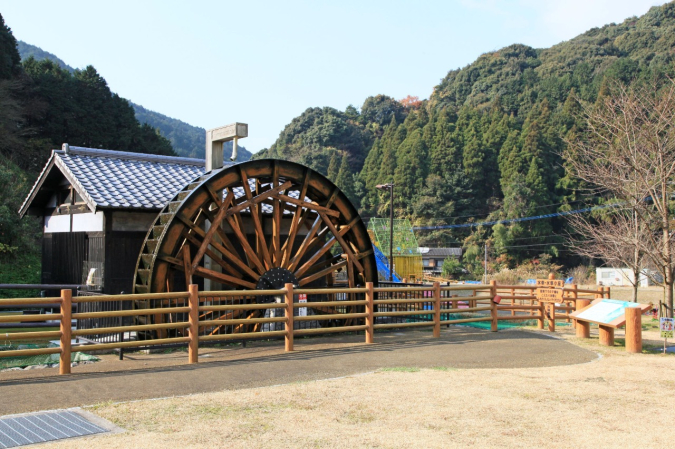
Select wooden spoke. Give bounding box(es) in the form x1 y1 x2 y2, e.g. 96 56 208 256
181 231 246 280
232 309 262 334
224 214 267 275
239 167 273 270
276 194 340 217
182 244 193 286
286 216 324 272
178 216 258 279
319 212 364 273
298 260 348 286
194 266 257 289
190 190 235 271
160 254 256 289
271 161 282 265
281 170 311 267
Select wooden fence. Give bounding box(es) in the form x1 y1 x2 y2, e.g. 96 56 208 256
0 281 608 375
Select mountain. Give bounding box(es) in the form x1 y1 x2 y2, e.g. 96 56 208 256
17 41 74 72
257 2 675 269
16 41 252 161
130 102 252 160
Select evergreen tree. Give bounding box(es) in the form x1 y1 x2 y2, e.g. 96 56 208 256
0 13 20 80
326 150 340 182
335 152 355 203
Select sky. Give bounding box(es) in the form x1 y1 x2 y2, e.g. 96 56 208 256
0 0 668 153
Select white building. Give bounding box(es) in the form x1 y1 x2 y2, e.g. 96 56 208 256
596 267 662 287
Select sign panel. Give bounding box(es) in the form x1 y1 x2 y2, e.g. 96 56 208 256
536 279 564 288
298 293 307 317
535 279 564 302
536 288 564 302
661 317 674 338
570 299 650 328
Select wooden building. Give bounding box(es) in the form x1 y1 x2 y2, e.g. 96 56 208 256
418 247 462 277
19 145 209 294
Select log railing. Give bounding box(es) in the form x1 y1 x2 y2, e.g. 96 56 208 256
0 281 607 375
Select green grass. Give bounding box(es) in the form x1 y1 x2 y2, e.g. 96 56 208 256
430 366 457 371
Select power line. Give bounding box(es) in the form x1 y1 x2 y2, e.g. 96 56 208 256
361 199 597 222
413 203 620 231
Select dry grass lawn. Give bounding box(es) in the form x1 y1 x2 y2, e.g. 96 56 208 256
43 338 675 449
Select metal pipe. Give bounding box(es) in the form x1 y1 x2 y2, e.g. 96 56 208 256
389 185 394 282
0 284 81 290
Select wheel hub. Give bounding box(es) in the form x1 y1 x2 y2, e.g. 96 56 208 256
256 267 298 303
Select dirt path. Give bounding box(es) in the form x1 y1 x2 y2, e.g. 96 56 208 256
0 327 595 415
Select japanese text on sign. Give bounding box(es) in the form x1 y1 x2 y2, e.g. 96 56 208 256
298 293 307 317
536 279 564 288
661 317 674 338
536 288 564 302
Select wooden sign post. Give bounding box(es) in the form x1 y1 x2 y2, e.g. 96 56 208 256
536 276 564 332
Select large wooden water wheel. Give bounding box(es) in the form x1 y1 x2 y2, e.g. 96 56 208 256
132 159 377 336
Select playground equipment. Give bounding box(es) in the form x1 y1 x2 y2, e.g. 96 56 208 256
368 218 423 281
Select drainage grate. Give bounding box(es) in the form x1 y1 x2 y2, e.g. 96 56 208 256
0 410 108 448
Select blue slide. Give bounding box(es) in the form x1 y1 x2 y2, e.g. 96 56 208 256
372 245 402 282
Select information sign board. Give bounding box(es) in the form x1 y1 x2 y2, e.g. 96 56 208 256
536 288 564 302
535 279 564 302
661 317 674 338
536 279 564 288
298 293 307 317
570 299 651 328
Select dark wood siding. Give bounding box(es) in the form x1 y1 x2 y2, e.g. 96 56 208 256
104 231 147 294
41 232 87 285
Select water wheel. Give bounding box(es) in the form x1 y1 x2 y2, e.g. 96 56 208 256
132 159 377 337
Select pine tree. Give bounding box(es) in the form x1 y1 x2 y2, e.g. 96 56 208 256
335 152 355 203
393 128 428 213
326 150 340 182
0 13 20 80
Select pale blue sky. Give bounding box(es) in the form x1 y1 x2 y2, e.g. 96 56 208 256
1 0 666 153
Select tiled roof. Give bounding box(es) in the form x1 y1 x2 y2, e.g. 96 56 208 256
418 247 462 257
19 146 305 216
20 147 210 215
56 147 206 209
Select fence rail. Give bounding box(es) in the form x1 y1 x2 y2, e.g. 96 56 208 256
0 280 610 375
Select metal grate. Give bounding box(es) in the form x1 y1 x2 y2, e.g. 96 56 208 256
0 410 108 448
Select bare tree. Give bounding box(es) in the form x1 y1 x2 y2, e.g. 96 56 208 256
567 207 650 302
564 79 675 317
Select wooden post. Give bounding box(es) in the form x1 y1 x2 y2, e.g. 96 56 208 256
605 286 610 298
433 282 441 338
547 303 555 332
599 325 614 346
538 301 545 329
285 283 294 352
625 307 642 353
59 289 72 375
490 280 498 332
571 284 578 329
188 284 199 363
511 288 515 316
365 282 374 344
548 273 556 332
575 299 590 338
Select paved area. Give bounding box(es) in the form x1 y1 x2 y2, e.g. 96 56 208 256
0 327 597 415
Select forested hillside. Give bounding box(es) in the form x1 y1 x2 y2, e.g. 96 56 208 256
17 41 252 161
0 15 175 291
256 2 675 272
